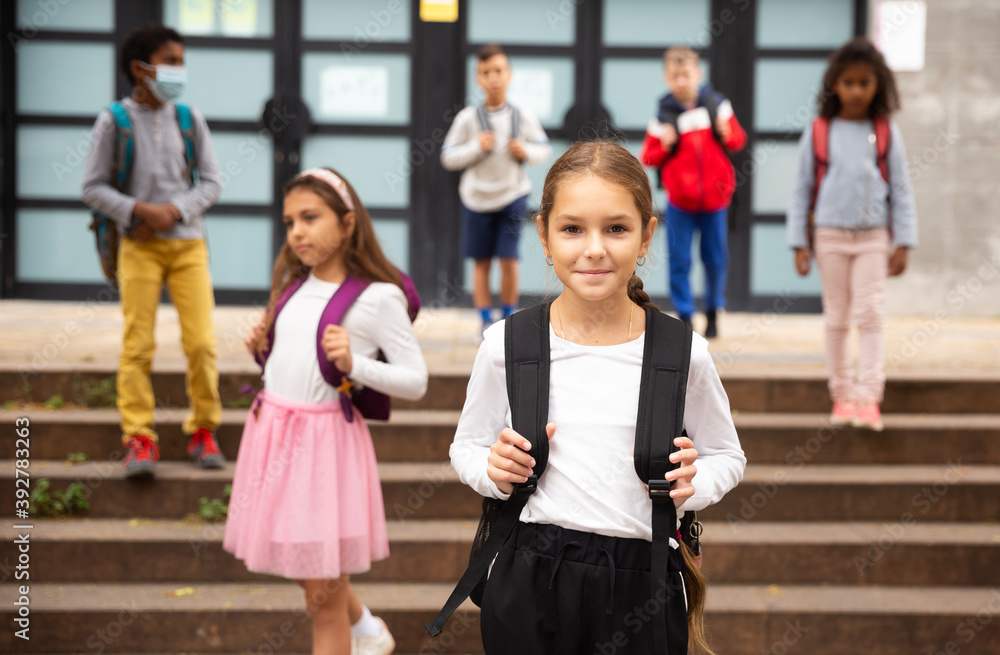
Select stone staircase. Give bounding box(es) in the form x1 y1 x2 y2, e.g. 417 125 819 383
2 368 1000 654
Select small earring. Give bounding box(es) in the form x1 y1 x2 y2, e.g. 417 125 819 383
545 256 553 266
637 255 646 266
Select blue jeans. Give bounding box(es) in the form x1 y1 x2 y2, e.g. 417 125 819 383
666 203 729 320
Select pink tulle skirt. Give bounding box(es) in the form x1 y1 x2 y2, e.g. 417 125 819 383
223 389 389 579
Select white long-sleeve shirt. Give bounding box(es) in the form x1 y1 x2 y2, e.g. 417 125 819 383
440 104 551 212
450 319 746 543
263 274 428 404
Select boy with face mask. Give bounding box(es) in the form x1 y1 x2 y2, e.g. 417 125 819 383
82 23 224 479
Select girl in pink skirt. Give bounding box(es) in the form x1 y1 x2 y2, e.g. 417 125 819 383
225 166 428 654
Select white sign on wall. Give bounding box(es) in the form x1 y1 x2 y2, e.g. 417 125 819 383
873 0 927 72
320 66 390 118
507 69 554 123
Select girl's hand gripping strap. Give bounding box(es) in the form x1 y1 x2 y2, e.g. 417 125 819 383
314 277 371 422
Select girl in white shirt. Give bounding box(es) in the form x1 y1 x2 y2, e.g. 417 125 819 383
450 142 745 654
224 167 427 655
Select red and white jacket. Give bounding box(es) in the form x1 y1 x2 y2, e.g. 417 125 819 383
640 88 747 213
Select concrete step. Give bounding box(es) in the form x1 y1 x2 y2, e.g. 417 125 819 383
4 519 999 587
5 367 1000 414
4 408 1000 465
2 583 999 654
0 408 463 463
3 461 999 522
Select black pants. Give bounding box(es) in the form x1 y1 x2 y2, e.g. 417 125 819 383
480 522 688 655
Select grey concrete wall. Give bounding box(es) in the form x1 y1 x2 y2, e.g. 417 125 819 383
881 0 1000 317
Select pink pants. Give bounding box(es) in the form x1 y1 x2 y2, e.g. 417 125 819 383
814 227 890 403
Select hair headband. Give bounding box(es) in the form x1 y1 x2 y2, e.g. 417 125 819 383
296 167 355 212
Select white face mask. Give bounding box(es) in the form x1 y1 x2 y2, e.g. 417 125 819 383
139 62 187 102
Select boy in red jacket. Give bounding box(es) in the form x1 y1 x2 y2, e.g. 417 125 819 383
640 47 746 337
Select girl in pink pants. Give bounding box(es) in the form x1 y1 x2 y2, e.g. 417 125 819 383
785 38 919 431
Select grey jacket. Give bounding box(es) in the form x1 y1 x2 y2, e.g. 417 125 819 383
786 118 917 249
82 97 221 240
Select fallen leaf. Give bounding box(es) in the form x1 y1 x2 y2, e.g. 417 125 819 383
167 587 196 597
765 585 784 596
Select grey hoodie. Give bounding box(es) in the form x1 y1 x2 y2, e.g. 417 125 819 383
786 117 917 249
81 97 221 240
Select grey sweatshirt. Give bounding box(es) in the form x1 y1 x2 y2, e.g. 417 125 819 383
786 118 917 249
81 97 221 240
440 104 551 212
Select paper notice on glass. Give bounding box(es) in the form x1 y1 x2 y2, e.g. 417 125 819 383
873 0 926 72
320 66 390 118
507 69 553 123
221 0 259 37
178 0 215 35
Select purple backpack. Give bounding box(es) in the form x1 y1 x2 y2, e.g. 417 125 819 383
256 271 421 422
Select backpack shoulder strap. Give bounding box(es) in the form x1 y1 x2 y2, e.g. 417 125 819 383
633 308 692 655
873 115 891 183
316 277 372 421
810 116 830 212
107 102 134 192
509 104 520 141
254 275 308 369
174 103 199 185
701 90 723 145
475 104 492 132
425 304 551 637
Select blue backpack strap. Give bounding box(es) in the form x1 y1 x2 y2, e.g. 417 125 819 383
107 102 134 192
174 103 198 185
509 104 520 141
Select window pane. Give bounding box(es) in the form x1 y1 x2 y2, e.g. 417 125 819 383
757 0 854 49
754 59 826 131
18 126 97 200
603 0 711 47
303 53 411 126
301 135 411 208
16 0 113 32
465 55 574 130
183 48 273 121
164 0 274 38
303 0 411 41
17 209 105 282
372 218 409 271
206 216 272 289
212 131 274 204
751 223 821 295
468 0 574 45
602 58 711 131
751 141 800 214
17 42 114 116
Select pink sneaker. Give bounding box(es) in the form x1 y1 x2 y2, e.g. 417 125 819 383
829 399 856 426
853 403 884 432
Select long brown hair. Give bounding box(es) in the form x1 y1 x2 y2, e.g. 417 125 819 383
537 141 659 312
819 36 900 119
539 141 714 654
251 167 404 355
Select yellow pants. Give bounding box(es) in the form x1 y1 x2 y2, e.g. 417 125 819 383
117 237 221 443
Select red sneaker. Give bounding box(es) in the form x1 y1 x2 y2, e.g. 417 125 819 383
853 403 884 432
187 428 225 469
123 435 159 479
829 399 856 426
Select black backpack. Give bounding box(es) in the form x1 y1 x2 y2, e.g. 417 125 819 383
426 303 699 654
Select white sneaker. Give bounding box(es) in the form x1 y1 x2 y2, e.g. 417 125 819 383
351 617 395 655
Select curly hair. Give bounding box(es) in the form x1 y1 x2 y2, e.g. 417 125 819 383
120 23 184 86
819 36 900 118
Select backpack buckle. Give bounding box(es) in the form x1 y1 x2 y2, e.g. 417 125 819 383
648 479 673 501
515 475 538 497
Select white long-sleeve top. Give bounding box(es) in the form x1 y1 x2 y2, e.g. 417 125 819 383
450 319 746 543
440 104 551 212
263 274 428 404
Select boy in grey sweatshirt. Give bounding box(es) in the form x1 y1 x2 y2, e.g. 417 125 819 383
81 23 224 479
441 44 551 331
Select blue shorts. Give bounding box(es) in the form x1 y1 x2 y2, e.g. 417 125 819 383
462 196 527 260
